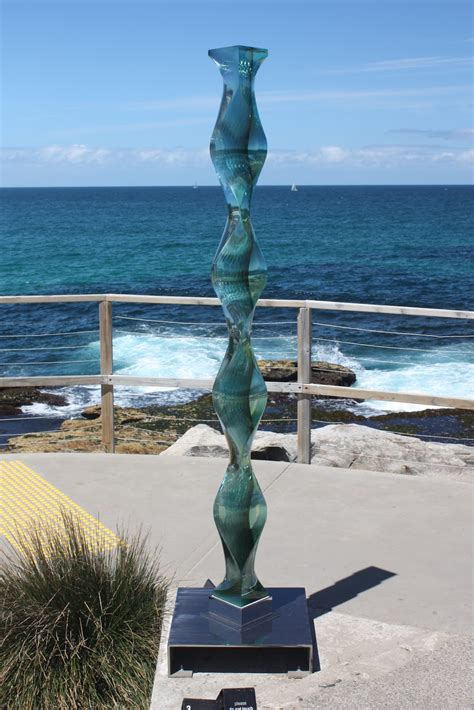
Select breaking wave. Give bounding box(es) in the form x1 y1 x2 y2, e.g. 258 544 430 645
20 330 474 419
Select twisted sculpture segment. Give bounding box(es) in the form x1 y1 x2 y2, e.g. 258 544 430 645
209 45 270 608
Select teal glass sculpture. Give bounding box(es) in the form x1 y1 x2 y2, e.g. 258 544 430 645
208 45 269 608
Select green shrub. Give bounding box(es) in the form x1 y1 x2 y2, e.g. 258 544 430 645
0 512 168 709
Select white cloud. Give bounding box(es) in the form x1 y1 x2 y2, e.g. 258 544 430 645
267 146 348 164
323 56 472 75
261 85 470 104
38 144 111 164
319 146 347 163
125 85 470 114
133 147 208 164
2 143 473 170
268 144 474 168
0 145 209 166
387 128 474 141
453 149 474 164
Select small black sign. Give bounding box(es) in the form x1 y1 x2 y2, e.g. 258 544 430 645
181 700 219 710
181 687 257 710
219 688 257 710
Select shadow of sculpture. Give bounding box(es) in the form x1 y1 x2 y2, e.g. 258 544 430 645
308 565 397 620
307 566 397 672
192 569 397 674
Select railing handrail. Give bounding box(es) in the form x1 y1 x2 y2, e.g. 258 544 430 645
1 373 471 410
1 294 473 459
0 292 473 319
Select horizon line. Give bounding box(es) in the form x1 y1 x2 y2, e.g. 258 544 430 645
1 183 473 189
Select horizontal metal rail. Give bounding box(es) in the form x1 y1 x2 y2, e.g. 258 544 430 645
301 383 474 411
1 293 473 319
0 375 104 387
1 294 473 460
1 375 473 412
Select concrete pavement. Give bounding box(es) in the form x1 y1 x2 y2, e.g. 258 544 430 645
0 452 472 708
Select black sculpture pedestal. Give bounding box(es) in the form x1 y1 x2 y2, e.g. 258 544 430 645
167 587 314 677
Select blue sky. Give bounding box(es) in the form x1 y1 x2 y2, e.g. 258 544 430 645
1 0 473 186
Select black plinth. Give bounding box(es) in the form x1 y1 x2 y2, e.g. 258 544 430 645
168 587 313 677
209 593 273 627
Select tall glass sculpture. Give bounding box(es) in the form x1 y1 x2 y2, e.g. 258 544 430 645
167 47 314 676
208 45 269 610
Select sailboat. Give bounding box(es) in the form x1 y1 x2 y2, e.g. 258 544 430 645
193 182 198 189
291 183 298 192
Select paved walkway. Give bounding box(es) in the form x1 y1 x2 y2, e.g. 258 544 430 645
0 452 472 708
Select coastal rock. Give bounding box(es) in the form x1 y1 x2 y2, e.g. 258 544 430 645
312 424 474 480
160 423 297 462
0 387 67 416
80 405 102 420
81 405 149 424
5 420 171 455
161 423 474 481
257 360 356 386
5 395 473 467
159 424 227 458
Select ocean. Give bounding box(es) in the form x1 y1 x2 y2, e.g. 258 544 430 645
1 185 473 425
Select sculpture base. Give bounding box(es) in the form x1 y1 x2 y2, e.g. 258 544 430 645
168 587 314 677
209 592 273 627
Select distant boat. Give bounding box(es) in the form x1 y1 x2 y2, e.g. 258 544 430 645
193 182 198 189
291 184 298 192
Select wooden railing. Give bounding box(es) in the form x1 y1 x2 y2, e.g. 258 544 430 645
1 294 473 462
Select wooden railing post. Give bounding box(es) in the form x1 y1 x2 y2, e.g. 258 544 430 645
297 307 312 464
99 300 114 453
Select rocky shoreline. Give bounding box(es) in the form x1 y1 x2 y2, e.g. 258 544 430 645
161 423 474 481
1 360 473 456
0 387 68 416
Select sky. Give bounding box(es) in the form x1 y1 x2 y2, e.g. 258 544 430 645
1 0 473 186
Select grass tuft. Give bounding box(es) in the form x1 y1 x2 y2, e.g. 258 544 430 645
0 511 168 709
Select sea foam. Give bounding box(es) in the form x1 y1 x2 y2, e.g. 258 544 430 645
20 332 474 418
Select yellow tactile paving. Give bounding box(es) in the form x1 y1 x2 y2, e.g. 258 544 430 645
0 460 120 552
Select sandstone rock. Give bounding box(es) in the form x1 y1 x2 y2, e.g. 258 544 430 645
159 424 227 458
160 424 297 462
257 360 356 387
161 423 474 481
312 424 474 480
5 393 473 469
81 405 148 424
5 415 171 454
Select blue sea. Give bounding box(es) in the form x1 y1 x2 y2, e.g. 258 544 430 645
0 185 473 421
